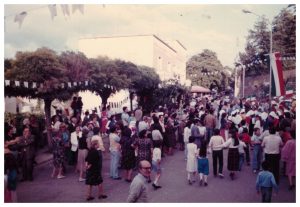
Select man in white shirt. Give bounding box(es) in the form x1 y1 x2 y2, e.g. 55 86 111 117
261 127 283 184
208 128 224 178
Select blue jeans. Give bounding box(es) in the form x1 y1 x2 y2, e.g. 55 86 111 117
261 187 273 202
239 153 244 171
110 151 120 178
252 144 262 171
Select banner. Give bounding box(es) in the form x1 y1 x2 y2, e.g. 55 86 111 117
270 52 285 97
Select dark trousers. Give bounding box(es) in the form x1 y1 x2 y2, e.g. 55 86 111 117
69 150 78 166
261 187 273 202
245 144 250 164
212 150 223 175
22 158 34 180
265 153 280 184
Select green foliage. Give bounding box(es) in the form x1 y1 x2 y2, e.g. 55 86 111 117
238 6 296 76
186 49 232 91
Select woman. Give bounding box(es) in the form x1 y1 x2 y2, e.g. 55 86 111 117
281 130 296 190
222 129 240 180
133 129 153 164
85 140 107 201
120 126 135 182
70 126 81 167
109 126 121 180
165 118 176 155
219 113 228 141
77 129 88 182
51 131 66 179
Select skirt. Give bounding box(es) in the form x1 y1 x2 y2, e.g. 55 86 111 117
77 149 88 172
85 170 103 186
227 148 239 171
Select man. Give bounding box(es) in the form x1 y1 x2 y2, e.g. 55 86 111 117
261 127 283 184
121 106 130 127
134 106 143 122
204 109 216 143
127 160 151 203
208 128 224 178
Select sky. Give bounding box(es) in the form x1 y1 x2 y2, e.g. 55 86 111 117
3 1 292 68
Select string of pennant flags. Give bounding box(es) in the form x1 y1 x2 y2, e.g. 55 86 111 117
5 4 85 29
4 80 116 91
238 55 296 69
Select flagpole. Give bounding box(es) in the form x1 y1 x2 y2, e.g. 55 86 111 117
269 24 273 101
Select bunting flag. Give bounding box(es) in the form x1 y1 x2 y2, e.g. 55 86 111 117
72 5 84 15
85 81 88 86
269 52 285 97
61 5 70 17
24 82 29 88
73 82 77 86
15 81 20 86
61 83 65 88
5 80 10 86
32 82 36 88
14 11 27 28
68 82 71 87
48 4 57 20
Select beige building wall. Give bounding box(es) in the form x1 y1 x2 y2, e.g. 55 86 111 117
78 34 187 84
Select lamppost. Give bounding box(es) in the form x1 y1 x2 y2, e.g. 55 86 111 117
242 9 272 101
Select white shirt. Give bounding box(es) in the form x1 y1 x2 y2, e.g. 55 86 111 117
152 130 163 141
223 138 239 149
208 135 224 151
238 140 247 154
262 134 283 154
152 148 161 162
70 131 82 152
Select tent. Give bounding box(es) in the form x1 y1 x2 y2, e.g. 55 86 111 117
190 85 211 93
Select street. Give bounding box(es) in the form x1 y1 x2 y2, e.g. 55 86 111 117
16 136 295 203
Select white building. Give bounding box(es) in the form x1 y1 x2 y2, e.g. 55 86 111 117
78 34 187 84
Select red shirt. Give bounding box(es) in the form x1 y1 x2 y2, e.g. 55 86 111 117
242 133 251 144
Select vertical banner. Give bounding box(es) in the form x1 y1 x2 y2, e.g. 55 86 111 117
270 52 285 97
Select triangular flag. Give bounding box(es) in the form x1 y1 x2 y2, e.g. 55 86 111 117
61 5 70 17
14 11 27 28
61 83 65 88
24 82 29 88
68 82 71 87
72 5 84 15
73 82 77 86
15 81 20 86
32 82 37 88
85 81 88 86
48 5 57 20
5 80 10 86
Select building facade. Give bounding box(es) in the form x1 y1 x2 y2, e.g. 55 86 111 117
78 34 187 84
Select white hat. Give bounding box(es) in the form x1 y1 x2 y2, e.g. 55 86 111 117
269 111 279 119
271 100 277 105
240 108 245 114
219 110 226 115
246 110 254 117
260 112 268 121
277 111 282 116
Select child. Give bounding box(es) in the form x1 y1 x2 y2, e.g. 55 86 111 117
85 140 107 201
197 141 209 186
152 141 162 189
238 135 246 171
256 161 278 203
186 136 198 185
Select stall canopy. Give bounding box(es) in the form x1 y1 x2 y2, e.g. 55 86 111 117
190 85 211 93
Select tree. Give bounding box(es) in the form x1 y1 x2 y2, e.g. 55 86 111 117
131 66 161 112
238 6 296 76
272 7 296 71
88 57 131 107
186 49 231 91
5 47 72 149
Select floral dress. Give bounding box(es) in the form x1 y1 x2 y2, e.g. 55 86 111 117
133 138 153 163
52 136 65 168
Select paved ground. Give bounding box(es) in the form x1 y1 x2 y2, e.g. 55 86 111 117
16 137 296 203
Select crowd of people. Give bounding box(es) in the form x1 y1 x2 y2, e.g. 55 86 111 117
4 93 296 203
